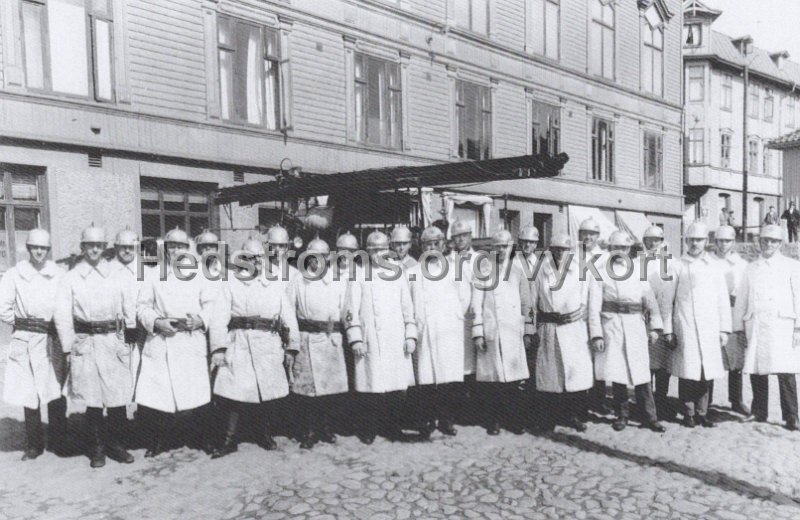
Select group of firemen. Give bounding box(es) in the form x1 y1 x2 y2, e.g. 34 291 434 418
1 215 799 468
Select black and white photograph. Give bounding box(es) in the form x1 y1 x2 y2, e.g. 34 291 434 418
1 0 800 518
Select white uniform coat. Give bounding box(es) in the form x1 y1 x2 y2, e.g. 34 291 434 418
345 263 417 393
588 261 662 386
288 272 348 397
714 251 748 371
471 258 534 383
409 258 470 385
136 267 219 412
733 253 800 375
54 260 132 408
663 253 731 381
448 248 478 375
645 249 675 371
0 260 66 408
531 256 594 393
109 258 142 400
211 273 299 402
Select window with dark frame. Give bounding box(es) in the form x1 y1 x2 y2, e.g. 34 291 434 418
749 88 759 118
688 66 704 101
454 0 489 35
589 0 615 80
20 0 114 102
684 23 702 47
217 14 281 129
642 23 664 97
591 117 614 182
763 149 771 176
140 178 218 241
748 139 759 174
720 133 732 168
788 96 796 128
354 53 402 149
764 89 774 121
642 131 663 191
688 128 704 164
456 80 492 160
0 164 47 272
531 101 560 155
529 0 559 60
721 74 732 110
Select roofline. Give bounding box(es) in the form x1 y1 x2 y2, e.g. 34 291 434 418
683 54 796 89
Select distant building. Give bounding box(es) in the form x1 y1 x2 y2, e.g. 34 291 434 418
683 0 800 235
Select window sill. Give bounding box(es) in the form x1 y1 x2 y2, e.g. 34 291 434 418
350 140 404 153
7 88 116 108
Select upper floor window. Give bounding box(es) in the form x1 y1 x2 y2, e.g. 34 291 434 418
688 128 704 164
530 101 560 155
140 178 217 242
720 132 732 169
748 139 759 173
687 66 704 101
748 88 759 118
763 149 772 176
788 96 796 128
642 24 664 97
20 0 114 101
454 0 489 35
528 0 559 60
354 53 402 149
721 74 732 110
642 131 663 191
684 23 702 47
591 117 614 182
217 15 281 129
589 0 615 80
456 81 492 160
764 89 774 121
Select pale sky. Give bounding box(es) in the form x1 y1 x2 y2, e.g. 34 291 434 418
703 0 800 59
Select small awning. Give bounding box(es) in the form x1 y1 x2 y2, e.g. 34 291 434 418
215 153 568 206
616 210 654 243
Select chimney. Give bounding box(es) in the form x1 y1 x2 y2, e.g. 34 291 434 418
771 50 790 70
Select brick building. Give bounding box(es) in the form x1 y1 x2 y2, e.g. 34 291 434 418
0 0 684 270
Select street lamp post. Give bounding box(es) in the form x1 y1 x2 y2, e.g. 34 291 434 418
742 61 749 239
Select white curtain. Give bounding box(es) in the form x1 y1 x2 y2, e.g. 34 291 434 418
421 189 434 227
443 193 494 238
264 60 278 129
246 28 263 125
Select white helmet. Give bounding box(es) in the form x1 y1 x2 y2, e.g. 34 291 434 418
390 225 413 243
366 231 389 251
491 229 514 247
450 220 472 237
715 226 736 241
518 226 540 242
760 224 783 241
643 225 664 239
240 237 265 256
81 224 106 244
685 222 710 239
579 218 600 233
26 229 51 248
608 230 633 247
267 226 290 245
550 233 572 249
336 233 359 251
421 226 445 242
164 228 190 245
115 229 139 247
306 238 330 255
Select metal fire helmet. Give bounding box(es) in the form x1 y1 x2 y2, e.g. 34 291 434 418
241 237 266 256
491 229 514 247
450 220 472 237
760 224 784 241
267 225 290 245
421 226 445 243
390 225 413 243
81 224 106 244
518 225 540 242
366 231 389 250
550 233 572 249
336 232 359 251
608 230 633 247
195 229 219 246
26 229 51 248
164 227 190 245
643 225 665 239
684 222 710 240
115 228 139 247
306 238 330 255
579 218 600 234
715 226 736 241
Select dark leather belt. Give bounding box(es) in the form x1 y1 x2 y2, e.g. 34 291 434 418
74 319 117 335
228 316 277 331
601 301 643 314
537 308 585 325
124 328 139 344
14 317 54 334
298 318 342 334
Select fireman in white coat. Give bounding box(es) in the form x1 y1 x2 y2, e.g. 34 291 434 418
472 229 534 435
109 229 142 402
409 226 470 439
712 225 751 416
266 225 298 285
0 229 68 460
335 232 361 392
517 225 540 430
391 225 418 271
136 228 220 457
663 222 731 428
54 225 134 468
588 231 665 432
733 225 800 430
345 231 417 444
289 238 349 449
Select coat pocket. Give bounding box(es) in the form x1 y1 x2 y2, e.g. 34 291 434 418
7 338 29 362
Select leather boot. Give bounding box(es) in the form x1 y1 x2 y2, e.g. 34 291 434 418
86 408 106 468
728 371 751 416
22 407 44 461
144 409 168 458
46 397 72 456
106 407 134 464
211 410 239 459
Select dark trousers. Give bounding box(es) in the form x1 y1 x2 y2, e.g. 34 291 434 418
296 394 337 437
140 404 214 450
789 226 798 243
415 383 459 428
612 383 658 423
482 382 525 429
751 374 799 424
537 391 586 429
728 370 746 407
23 396 68 451
678 377 711 417
359 391 405 437
651 369 671 418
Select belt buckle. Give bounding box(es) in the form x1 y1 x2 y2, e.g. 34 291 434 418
327 318 334 336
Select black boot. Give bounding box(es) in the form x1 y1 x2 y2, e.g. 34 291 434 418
728 371 751 416
86 407 106 468
211 409 239 459
106 407 134 464
22 407 44 461
144 409 168 458
46 397 71 456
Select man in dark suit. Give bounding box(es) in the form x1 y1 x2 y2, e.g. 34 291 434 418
781 202 800 242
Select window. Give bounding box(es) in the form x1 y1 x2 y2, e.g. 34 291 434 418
0 165 47 272
140 178 217 241
764 89 774 121
788 96 796 128
749 88 759 118
533 213 553 249
720 133 732 168
591 118 614 182
642 131 663 190
688 128 704 164
353 53 402 149
456 81 492 160
451 203 484 238
721 74 732 110
685 23 702 47
454 0 489 35
763 149 771 176
688 66 704 101
748 139 759 174
590 0 615 79
642 24 664 96
218 15 281 129
20 0 114 101
530 101 560 155
528 0 559 59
